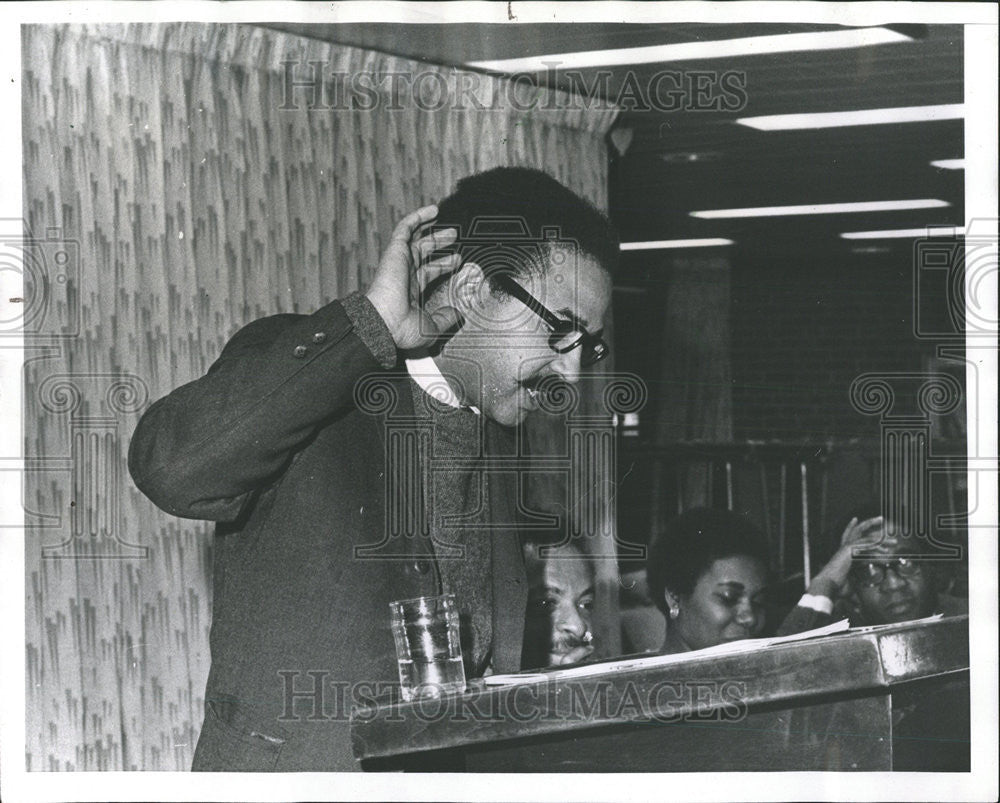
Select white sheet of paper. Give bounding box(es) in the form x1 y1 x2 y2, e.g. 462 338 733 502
484 618 852 686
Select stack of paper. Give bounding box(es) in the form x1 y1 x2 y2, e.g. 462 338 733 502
484 618 852 686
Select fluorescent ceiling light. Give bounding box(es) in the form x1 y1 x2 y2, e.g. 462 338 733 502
840 226 965 240
736 104 964 130
620 238 734 251
691 199 950 219
930 159 965 170
466 27 911 72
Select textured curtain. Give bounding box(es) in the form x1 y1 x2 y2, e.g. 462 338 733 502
22 22 618 771
654 256 734 515
655 256 734 445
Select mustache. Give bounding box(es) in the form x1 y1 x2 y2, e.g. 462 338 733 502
519 374 573 402
519 374 547 391
552 633 595 652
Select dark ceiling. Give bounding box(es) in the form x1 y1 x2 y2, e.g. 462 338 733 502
263 22 964 255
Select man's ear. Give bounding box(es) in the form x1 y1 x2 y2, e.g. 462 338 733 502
450 261 487 312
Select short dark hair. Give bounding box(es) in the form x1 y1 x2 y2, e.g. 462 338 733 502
431 167 618 297
521 528 588 558
646 508 770 613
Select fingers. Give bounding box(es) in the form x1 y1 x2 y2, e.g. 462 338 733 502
852 517 885 546
392 207 456 269
371 205 462 349
390 204 440 244
377 204 455 286
416 253 462 289
841 515 884 545
424 304 463 336
412 226 458 260
839 517 859 546
843 517 886 564
410 235 457 280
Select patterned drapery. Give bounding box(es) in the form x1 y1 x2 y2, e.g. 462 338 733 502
654 256 734 513
22 22 618 770
655 256 734 446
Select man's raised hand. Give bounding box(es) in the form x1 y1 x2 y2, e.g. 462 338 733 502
365 205 464 351
806 516 884 599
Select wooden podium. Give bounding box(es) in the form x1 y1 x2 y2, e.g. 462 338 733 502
351 616 969 772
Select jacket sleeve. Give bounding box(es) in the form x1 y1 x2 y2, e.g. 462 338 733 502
128 292 397 522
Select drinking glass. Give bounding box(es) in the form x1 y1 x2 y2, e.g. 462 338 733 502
389 593 466 701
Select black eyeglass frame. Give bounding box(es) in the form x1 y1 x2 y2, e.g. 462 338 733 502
492 273 608 366
851 557 924 588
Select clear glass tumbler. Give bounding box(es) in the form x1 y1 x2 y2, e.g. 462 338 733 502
389 593 466 701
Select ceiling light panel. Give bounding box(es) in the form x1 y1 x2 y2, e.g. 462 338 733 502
736 104 964 130
620 238 735 250
691 199 950 219
467 27 912 72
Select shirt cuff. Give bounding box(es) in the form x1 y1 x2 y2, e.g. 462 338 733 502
341 291 397 369
797 594 835 615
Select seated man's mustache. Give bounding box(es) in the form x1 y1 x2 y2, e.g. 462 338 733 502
553 632 594 652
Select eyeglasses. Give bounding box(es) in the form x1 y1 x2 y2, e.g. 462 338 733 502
852 558 923 588
493 273 608 367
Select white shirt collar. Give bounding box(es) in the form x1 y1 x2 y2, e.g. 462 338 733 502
405 356 481 415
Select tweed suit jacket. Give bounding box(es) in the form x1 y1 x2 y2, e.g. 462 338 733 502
128 294 529 771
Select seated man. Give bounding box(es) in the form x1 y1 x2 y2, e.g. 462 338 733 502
852 536 967 626
778 506 970 772
521 541 596 668
779 508 967 634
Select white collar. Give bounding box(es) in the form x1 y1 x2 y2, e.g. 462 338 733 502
405 356 481 416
